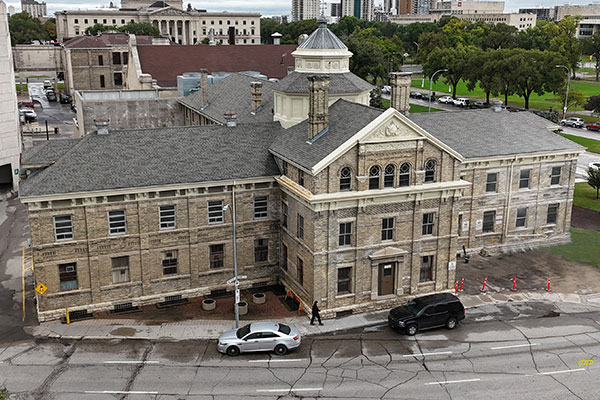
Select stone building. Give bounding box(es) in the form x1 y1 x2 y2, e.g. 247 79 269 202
20 21 583 322
21 0 46 18
55 5 261 45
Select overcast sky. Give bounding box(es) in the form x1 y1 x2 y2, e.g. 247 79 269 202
5 0 598 18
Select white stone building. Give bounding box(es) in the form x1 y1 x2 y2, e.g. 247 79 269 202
291 0 321 22
21 0 46 17
0 1 21 195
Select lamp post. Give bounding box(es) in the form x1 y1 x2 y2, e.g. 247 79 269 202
429 68 448 112
555 64 570 120
223 203 239 328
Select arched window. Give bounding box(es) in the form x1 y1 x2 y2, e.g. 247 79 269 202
339 167 351 191
425 160 436 183
384 164 395 188
369 166 380 190
399 163 411 187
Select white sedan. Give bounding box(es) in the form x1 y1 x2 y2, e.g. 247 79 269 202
437 95 454 104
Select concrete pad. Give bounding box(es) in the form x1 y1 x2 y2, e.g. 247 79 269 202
0 364 54 392
559 293 582 303
50 365 135 393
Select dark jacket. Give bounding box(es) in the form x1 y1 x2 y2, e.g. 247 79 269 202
312 303 320 315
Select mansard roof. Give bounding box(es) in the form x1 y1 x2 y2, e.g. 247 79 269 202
276 72 373 94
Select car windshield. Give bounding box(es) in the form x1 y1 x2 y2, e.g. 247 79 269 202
236 324 251 339
405 299 426 314
278 323 291 335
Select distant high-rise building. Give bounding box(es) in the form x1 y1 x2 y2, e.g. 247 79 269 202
7 5 14 15
413 0 435 15
398 0 412 14
518 7 554 21
340 0 373 20
292 0 321 22
20 0 46 17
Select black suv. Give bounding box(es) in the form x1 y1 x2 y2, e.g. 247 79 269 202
388 293 465 336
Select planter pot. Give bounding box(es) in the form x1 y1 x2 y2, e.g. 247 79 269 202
202 298 216 311
252 292 266 304
237 301 248 315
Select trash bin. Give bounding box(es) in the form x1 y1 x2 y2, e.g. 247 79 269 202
54 127 59 135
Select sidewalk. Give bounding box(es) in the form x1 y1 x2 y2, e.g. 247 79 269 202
25 291 600 342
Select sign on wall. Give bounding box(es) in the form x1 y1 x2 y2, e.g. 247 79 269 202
496 215 503 225
448 261 456 271
462 221 470 232
475 219 483 230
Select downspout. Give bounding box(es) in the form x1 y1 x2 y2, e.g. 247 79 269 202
503 156 517 239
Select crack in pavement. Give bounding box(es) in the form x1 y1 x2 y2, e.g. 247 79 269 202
119 341 153 400
30 341 76 400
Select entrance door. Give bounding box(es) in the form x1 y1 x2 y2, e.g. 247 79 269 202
378 263 395 296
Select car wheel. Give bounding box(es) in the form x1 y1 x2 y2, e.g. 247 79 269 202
274 344 288 356
226 346 240 357
446 317 458 330
561 122 566 126
406 324 418 336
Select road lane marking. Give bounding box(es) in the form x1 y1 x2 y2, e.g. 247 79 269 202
403 351 453 357
425 378 481 385
491 343 540 350
84 391 159 395
526 368 586 376
256 388 322 393
103 361 160 364
249 359 305 363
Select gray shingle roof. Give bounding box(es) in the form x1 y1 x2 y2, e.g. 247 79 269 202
20 123 283 198
276 72 373 94
298 19 347 50
177 73 277 125
269 99 384 170
409 109 585 159
21 139 80 166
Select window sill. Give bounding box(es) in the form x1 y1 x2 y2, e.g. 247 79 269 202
47 288 91 298
476 232 500 237
151 274 191 283
335 293 355 299
244 262 271 269
418 281 434 285
100 281 141 291
200 268 232 276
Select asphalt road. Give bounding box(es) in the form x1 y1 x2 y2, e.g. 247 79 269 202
1 305 599 400
25 81 76 138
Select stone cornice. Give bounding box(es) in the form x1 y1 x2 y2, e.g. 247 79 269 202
460 151 581 169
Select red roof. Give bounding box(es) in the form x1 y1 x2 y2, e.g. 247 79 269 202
137 44 297 86
64 33 154 48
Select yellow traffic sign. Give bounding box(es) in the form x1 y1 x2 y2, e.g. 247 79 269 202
35 283 48 295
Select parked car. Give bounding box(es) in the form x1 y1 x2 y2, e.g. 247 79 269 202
585 121 600 131
19 108 37 122
59 93 72 104
70 100 77 113
590 161 600 170
388 293 465 336
560 117 585 128
453 98 470 107
18 100 34 109
46 90 57 102
469 101 489 109
410 92 423 99
381 85 391 94
437 95 454 104
43 79 52 89
217 322 301 356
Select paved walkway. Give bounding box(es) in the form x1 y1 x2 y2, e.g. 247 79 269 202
25 291 600 342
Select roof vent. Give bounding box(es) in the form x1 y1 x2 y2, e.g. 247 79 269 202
94 118 110 135
224 112 237 127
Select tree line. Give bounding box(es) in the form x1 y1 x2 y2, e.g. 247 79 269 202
9 12 56 44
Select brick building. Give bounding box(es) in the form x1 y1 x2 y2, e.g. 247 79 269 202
20 22 583 321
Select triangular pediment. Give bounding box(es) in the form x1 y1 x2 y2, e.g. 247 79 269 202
150 7 191 16
360 113 423 143
369 246 408 260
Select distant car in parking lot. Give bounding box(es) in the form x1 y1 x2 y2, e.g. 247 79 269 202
388 293 465 336
70 100 77 113
381 85 391 94
560 117 585 128
217 322 301 356
59 93 72 104
19 108 37 122
469 101 489 109
46 90 57 102
410 92 422 99
585 121 600 131
453 98 470 107
43 80 52 89
437 95 454 104
18 100 34 109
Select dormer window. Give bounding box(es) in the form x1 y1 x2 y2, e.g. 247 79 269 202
369 166 380 190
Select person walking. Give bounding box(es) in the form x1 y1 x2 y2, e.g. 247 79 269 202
310 301 323 325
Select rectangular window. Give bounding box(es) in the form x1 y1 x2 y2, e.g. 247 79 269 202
282 244 288 270
209 244 224 269
111 256 130 284
297 257 304 286
419 256 433 282
207 200 224 224
162 250 178 275
282 160 288 175
381 217 394 241
54 215 73 241
108 210 126 235
550 166 561 185
297 214 304 239
299 170 305 187
337 267 352 294
254 196 268 219
98 55 103 65
59 262 78 291
99 75 105 88
422 213 434 236
519 169 530 189
516 208 527 228
281 202 288 228
159 205 176 229
113 72 123 87
547 204 559 224
254 239 269 263
338 222 352 246
483 210 495 233
122 52 128 65
486 173 498 192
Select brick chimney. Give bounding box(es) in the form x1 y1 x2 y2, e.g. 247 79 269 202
389 72 412 116
200 68 209 107
94 118 110 135
307 75 330 140
250 81 263 112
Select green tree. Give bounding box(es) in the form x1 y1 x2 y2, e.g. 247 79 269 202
516 20 559 50
465 49 502 104
43 18 56 40
118 22 160 36
8 12 48 44
549 16 583 79
370 87 385 109
260 17 282 44
0 387 6 400
587 166 600 199
560 89 586 112
482 23 518 50
345 28 391 84
85 23 116 35
423 45 477 99
416 31 449 63
582 32 600 81
585 95 600 114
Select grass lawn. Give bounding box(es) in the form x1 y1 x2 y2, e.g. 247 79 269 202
381 98 442 113
412 78 600 111
558 133 600 154
574 182 600 213
543 228 600 269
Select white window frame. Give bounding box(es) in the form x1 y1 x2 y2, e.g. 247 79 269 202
108 210 126 235
254 196 268 219
159 205 176 230
54 215 73 241
550 166 561 185
207 200 224 224
111 256 130 284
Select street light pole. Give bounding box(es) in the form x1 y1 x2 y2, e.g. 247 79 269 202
429 68 448 112
556 64 570 120
223 198 239 328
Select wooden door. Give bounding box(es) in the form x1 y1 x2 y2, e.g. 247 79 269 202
378 263 395 296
